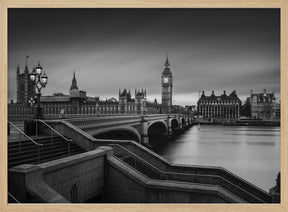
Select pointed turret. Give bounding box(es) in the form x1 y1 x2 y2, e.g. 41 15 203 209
201 90 205 97
24 55 29 74
162 55 172 76
70 71 79 90
25 55 29 67
164 54 170 67
24 64 29 74
211 90 215 97
128 90 131 100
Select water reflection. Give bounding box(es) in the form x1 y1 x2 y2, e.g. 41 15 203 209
150 125 280 192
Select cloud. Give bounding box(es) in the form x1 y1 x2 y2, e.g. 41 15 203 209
8 9 280 105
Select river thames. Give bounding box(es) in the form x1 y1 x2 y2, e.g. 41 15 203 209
150 125 280 192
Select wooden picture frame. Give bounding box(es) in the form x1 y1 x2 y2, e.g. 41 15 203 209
0 0 287 211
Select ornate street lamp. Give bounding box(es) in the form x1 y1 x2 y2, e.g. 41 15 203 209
29 62 48 119
28 97 35 107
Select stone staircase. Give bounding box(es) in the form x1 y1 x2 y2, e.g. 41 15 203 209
110 143 271 203
8 136 86 168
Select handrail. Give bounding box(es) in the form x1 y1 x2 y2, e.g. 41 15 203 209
109 144 166 175
119 140 271 198
109 144 248 203
8 192 20 203
37 119 72 143
109 156 245 203
109 143 267 203
8 121 43 146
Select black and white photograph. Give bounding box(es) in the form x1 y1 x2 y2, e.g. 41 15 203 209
7 8 280 204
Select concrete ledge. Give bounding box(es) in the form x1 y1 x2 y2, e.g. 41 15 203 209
39 148 107 173
9 147 110 203
27 181 69 203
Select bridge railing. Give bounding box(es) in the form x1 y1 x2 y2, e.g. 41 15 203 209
65 114 170 128
65 115 141 127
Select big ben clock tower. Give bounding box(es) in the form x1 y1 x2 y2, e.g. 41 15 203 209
161 55 173 114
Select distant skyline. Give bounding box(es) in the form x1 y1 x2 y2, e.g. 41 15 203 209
8 9 280 105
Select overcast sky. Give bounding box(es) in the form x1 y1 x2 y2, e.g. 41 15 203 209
8 9 280 105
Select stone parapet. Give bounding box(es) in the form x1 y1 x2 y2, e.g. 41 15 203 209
8 148 109 203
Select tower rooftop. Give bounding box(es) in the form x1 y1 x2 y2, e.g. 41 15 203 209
70 71 79 90
162 55 172 76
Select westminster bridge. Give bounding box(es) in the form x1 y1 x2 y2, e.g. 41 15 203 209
9 114 193 145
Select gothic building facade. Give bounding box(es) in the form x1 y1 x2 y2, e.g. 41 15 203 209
9 71 98 117
161 56 173 114
9 57 166 117
10 71 156 116
16 64 35 104
197 90 241 119
118 89 147 114
40 72 98 115
250 89 278 120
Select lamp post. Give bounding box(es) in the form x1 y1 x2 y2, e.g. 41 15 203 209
29 62 48 119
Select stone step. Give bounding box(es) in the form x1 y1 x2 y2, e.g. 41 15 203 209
8 139 70 154
8 148 84 168
8 136 67 146
8 142 80 158
8 136 85 168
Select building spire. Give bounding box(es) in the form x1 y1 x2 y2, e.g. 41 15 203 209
165 54 170 67
70 71 78 90
25 55 29 67
24 55 29 73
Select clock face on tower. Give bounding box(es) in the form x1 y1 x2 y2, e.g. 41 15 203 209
163 77 169 83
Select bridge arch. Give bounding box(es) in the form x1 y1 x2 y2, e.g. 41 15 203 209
148 120 168 131
92 126 141 142
148 120 168 136
170 118 179 130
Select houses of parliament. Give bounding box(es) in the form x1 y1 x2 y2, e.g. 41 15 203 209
9 57 176 117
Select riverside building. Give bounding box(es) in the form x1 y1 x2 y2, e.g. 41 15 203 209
197 90 241 120
250 89 278 120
